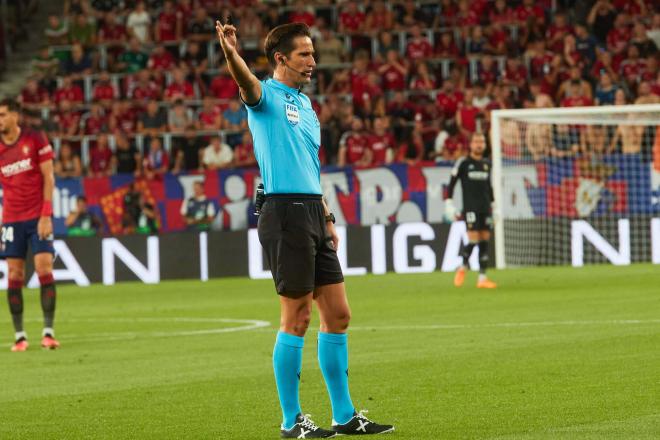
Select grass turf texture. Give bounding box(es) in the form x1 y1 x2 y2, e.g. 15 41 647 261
1 264 659 439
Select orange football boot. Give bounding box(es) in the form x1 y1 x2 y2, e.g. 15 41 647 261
454 267 466 287
11 339 29 352
41 335 60 350
477 278 497 289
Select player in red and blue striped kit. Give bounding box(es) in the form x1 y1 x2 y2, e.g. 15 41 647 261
0 98 59 351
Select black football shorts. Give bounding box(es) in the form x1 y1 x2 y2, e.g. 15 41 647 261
464 211 493 231
257 194 344 298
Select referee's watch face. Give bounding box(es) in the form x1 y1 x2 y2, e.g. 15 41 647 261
279 36 316 88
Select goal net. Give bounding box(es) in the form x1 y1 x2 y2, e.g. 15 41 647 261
490 104 660 269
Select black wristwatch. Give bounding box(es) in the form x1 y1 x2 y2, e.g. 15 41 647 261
324 213 336 224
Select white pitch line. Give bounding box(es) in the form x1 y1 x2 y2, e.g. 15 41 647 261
347 319 660 331
1 318 271 347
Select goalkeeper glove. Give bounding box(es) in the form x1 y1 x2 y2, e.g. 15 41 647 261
444 198 458 221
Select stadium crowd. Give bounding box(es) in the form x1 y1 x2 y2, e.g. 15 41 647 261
15 0 660 179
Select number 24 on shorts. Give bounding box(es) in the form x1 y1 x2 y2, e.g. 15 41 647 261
1 225 14 243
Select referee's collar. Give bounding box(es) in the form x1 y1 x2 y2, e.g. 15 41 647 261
267 78 303 95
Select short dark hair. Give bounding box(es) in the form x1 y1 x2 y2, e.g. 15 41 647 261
77 195 87 203
264 22 311 67
0 98 21 113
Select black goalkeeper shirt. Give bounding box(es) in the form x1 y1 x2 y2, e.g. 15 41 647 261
447 155 494 213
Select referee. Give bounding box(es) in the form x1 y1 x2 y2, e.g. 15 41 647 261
445 132 497 289
216 20 393 438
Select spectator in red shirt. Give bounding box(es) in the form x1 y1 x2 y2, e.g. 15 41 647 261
338 1 366 35
489 0 514 25
613 0 649 17
515 0 545 26
156 0 181 43
477 55 499 95
92 71 117 105
455 0 479 33
88 134 114 177
233 131 257 168
209 66 239 100
98 10 127 65
356 71 384 116
368 116 396 166
405 24 433 61
20 79 50 111
619 44 646 85
289 0 315 27
456 89 481 136
148 44 176 71
606 14 631 56
435 79 463 119
108 100 137 134
130 69 161 103
502 57 528 90
176 0 194 33
562 34 583 68
165 68 195 102
433 0 457 27
365 0 394 34
546 12 573 54
409 61 437 92
486 23 509 56
53 100 81 138
98 12 125 44
197 97 223 130
378 50 408 92
338 117 372 167
527 40 555 78
53 76 84 104
641 55 658 83
83 103 108 135
434 32 460 58
560 81 594 107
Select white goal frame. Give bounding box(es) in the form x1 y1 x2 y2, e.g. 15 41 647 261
490 103 660 269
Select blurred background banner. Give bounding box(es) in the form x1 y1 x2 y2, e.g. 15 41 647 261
0 157 656 236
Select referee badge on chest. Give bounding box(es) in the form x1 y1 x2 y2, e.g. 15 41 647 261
285 103 300 125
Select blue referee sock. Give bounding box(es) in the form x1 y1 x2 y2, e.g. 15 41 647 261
273 331 304 430
318 332 355 425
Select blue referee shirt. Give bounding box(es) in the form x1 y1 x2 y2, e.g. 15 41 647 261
244 78 322 195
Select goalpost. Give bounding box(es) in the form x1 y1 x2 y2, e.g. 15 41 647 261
490 104 660 269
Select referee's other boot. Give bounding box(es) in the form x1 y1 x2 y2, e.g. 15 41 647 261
332 410 394 435
453 266 466 287
281 413 337 438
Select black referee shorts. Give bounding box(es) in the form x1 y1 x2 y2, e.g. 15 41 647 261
257 194 344 298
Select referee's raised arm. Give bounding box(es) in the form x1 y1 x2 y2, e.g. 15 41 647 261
215 20 261 105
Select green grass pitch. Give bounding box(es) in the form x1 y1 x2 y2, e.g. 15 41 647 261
1 264 659 439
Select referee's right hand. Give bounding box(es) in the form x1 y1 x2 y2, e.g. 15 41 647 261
215 20 238 55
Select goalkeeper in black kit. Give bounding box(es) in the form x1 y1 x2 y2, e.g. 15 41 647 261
445 133 497 289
